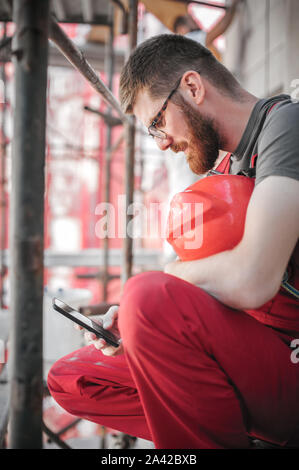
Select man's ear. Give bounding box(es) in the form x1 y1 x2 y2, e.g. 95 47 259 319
180 71 205 105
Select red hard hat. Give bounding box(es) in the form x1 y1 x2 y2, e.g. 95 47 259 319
166 174 255 261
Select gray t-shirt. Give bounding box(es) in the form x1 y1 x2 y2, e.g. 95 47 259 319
230 95 299 186
230 95 299 292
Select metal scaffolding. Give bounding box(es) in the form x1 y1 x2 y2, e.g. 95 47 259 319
103 4 116 301
9 0 50 448
48 20 129 124
0 23 7 310
122 0 138 286
2 0 138 449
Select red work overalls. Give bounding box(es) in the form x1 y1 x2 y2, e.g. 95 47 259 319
48 154 299 449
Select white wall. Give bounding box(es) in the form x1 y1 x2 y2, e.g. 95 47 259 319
224 0 299 98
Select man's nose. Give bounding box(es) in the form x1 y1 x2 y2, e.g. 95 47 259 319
155 135 172 151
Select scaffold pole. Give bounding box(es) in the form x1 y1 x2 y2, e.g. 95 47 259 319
49 18 130 125
121 0 138 286
9 0 50 449
0 23 8 309
103 4 115 301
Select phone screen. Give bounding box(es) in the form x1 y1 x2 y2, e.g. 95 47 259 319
52 298 120 348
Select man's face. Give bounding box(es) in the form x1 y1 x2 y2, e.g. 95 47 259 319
134 89 220 175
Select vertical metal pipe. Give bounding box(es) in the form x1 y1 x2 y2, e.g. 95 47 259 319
121 0 137 286
0 23 8 309
9 0 50 448
103 5 115 301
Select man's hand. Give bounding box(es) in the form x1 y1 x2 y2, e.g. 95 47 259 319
75 305 124 357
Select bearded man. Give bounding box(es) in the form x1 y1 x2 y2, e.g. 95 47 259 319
48 34 299 449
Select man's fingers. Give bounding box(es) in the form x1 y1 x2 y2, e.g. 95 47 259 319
85 331 97 342
101 346 119 356
84 332 107 348
93 339 116 355
94 338 106 349
102 317 112 329
93 337 116 350
93 337 123 357
103 306 119 329
97 342 124 357
74 304 121 357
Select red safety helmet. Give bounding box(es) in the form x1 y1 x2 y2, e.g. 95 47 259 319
166 174 255 261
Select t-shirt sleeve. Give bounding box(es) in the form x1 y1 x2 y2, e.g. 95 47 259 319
256 100 299 186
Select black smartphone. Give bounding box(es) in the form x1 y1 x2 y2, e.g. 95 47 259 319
52 298 120 348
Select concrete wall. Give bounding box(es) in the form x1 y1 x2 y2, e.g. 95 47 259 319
224 0 299 99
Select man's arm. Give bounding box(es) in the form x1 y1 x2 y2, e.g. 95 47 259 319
205 0 240 48
165 176 299 310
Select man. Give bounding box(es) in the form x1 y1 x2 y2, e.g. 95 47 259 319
48 34 299 449
164 1 241 263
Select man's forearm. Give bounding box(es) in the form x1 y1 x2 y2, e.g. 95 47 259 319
165 249 241 307
164 243 278 311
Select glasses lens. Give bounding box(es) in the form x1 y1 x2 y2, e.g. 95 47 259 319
148 126 166 140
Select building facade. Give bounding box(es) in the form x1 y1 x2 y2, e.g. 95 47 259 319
224 0 299 99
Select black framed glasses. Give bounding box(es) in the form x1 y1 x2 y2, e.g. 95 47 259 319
147 75 183 140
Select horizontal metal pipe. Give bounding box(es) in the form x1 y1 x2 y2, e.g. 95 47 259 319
49 19 130 124
1 249 162 268
167 0 227 9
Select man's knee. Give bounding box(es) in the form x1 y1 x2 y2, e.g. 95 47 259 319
119 271 173 321
47 355 107 420
118 271 208 352
118 271 172 348
47 358 74 402
47 359 72 414
47 353 89 417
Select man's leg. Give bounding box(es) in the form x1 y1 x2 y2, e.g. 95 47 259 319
47 345 152 441
118 271 299 449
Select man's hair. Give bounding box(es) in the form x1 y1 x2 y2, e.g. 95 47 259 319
119 34 242 114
